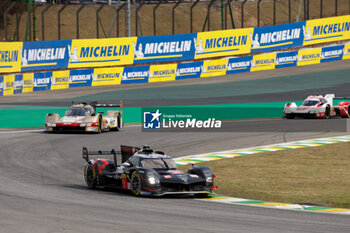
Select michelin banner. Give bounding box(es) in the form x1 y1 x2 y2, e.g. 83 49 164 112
275 51 298 68
1 41 350 97
0 76 3 96
149 64 177 83
320 45 344 63
195 28 252 60
297 48 322 66
1 15 350 75
33 71 52 92
303 15 350 46
176 61 203 80
69 69 93 88
251 22 305 53
51 70 70 90
133 34 196 64
121 66 149 84
92 67 123 86
226 56 252 74
14 74 23 95
68 38 136 69
23 73 34 93
251 53 276 72
342 43 350 60
200 59 228 77
21 40 70 72
0 42 21 73
3 75 15 96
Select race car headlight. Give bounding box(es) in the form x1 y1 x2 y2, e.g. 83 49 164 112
47 123 56 127
147 173 160 185
80 123 87 127
148 176 157 185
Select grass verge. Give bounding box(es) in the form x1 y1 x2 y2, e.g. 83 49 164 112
178 142 350 208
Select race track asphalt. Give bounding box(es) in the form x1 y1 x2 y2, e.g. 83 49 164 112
1 60 350 233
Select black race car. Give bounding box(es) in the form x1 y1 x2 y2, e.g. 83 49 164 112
83 145 217 197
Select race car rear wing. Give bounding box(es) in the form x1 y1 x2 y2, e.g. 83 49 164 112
83 145 140 165
72 101 123 117
82 147 119 164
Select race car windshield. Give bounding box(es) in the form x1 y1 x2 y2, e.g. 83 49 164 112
302 100 320 106
65 108 89 116
141 158 177 169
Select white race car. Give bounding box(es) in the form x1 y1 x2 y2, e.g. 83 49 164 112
45 101 123 133
283 94 350 119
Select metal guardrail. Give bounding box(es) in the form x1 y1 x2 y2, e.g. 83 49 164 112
1 0 350 41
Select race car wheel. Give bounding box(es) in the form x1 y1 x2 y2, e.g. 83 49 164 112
97 117 102 133
84 163 96 189
131 171 142 196
325 105 330 119
117 115 121 131
343 106 350 118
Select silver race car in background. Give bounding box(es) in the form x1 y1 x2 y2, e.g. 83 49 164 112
45 101 123 133
283 94 350 119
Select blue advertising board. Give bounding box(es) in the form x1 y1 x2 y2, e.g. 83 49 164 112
226 56 252 74
275 51 298 68
14 74 23 94
133 34 196 64
251 22 305 53
176 61 203 80
0 76 3 96
33 71 52 91
69 69 93 88
21 40 71 72
321 45 344 63
121 66 149 84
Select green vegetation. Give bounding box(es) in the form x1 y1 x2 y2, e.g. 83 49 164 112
179 142 350 208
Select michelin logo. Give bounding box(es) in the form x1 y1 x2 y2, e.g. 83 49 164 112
69 74 91 83
176 67 201 75
25 47 65 63
149 69 175 78
227 61 250 70
134 40 192 58
297 52 321 62
20 48 28 66
122 71 148 80
251 28 301 48
92 73 121 81
68 45 79 62
275 55 297 65
14 80 23 89
312 22 350 36
0 50 18 63
303 25 312 41
194 38 204 54
51 76 69 85
33 77 50 86
143 109 162 129
251 58 275 67
321 49 342 59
